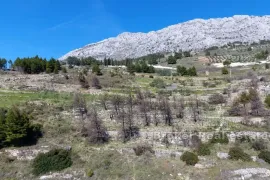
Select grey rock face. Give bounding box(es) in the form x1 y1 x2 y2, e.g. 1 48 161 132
60 15 270 60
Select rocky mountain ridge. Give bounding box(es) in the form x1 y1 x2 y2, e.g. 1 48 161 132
59 15 270 60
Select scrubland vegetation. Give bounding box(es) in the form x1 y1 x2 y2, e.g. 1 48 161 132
1 42 270 179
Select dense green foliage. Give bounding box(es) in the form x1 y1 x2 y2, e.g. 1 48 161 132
197 143 211 156
66 56 100 66
136 53 164 65
127 61 155 74
150 78 166 88
255 50 269 60
265 95 270 108
32 149 72 175
86 169 94 177
222 67 229 75
183 51 191 57
258 151 270 164
92 64 102 75
210 132 229 144
0 58 7 69
223 60 231 66
167 55 177 64
13 56 61 74
176 66 197 76
180 151 198 165
0 106 42 148
228 147 251 161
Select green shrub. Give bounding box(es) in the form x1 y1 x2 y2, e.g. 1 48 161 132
150 78 166 88
252 139 267 151
265 95 270 108
180 151 198 166
197 143 211 156
133 144 155 156
228 147 251 161
210 132 229 144
86 169 94 177
258 150 270 164
222 67 229 75
32 149 72 175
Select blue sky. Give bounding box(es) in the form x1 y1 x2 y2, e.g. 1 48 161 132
0 0 268 60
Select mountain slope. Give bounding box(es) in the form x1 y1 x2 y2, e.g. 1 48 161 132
59 15 270 60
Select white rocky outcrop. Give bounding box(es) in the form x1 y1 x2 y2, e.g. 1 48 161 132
60 15 270 60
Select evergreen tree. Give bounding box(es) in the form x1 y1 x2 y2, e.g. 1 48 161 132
0 108 7 148
54 63 59 74
174 52 182 59
188 66 197 76
92 64 102 75
5 106 30 146
177 66 187 76
127 64 136 75
167 55 177 64
0 58 7 69
135 63 142 73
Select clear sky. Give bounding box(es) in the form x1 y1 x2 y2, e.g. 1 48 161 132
0 0 268 60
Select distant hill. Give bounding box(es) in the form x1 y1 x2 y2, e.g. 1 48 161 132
59 15 270 60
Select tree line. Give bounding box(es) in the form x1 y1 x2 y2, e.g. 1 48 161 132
176 66 197 76
13 56 61 74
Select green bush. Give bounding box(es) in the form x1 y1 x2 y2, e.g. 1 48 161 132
197 143 211 156
210 132 229 144
228 147 251 161
86 169 94 177
150 78 166 88
258 150 270 164
252 139 267 151
32 149 72 175
222 67 229 75
180 151 199 166
265 95 270 108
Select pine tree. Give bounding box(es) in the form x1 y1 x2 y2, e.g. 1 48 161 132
4 106 30 146
54 63 59 74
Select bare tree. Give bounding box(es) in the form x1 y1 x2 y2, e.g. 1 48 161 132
160 97 173 126
172 95 177 109
153 102 160 126
100 93 109 110
176 97 185 119
250 76 259 89
111 95 123 115
73 92 87 121
117 105 139 142
249 88 265 116
91 75 102 89
78 72 89 89
140 98 151 126
190 95 201 123
86 107 109 144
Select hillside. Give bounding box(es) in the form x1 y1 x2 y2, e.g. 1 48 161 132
59 15 270 60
